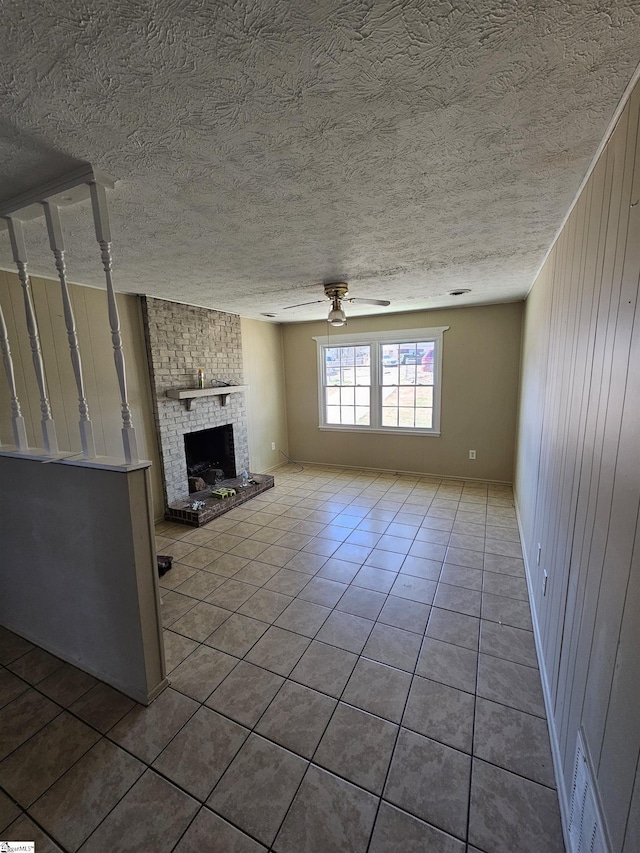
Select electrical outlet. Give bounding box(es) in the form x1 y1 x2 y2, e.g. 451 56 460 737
537 543 542 566
543 570 548 596
469 450 476 460
271 442 276 451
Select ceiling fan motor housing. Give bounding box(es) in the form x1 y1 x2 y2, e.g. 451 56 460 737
323 282 349 301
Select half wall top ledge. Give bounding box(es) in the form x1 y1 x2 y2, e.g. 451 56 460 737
0 163 116 222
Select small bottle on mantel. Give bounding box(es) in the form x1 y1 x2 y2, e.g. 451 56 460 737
197 368 205 389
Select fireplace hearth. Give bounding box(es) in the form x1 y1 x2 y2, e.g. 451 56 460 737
165 472 275 526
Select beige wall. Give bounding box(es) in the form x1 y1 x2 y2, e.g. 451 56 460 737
241 317 289 473
281 302 523 482
515 84 640 852
0 270 164 517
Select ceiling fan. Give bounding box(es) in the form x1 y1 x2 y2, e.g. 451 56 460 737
278 282 391 326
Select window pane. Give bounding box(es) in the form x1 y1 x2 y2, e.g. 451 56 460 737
341 367 354 386
356 346 370 365
327 387 340 405
398 407 415 427
398 386 415 406
382 407 398 427
356 406 370 425
417 342 435 383
326 353 341 382
382 386 398 405
382 366 399 386
355 387 370 405
327 406 340 424
341 387 355 406
400 364 416 385
382 344 399 365
415 407 433 428
355 366 371 385
416 386 433 406
340 347 355 366
325 347 339 367
341 406 355 424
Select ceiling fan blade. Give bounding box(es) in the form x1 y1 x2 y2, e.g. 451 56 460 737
281 299 327 310
347 297 391 306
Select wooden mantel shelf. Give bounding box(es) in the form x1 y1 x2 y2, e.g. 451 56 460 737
166 385 247 410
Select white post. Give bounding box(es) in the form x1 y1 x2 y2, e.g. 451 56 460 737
6 216 59 456
0 302 28 450
89 182 139 464
43 201 97 459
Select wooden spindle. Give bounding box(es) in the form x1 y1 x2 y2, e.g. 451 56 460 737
43 201 96 459
6 216 59 456
89 181 139 464
0 302 28 450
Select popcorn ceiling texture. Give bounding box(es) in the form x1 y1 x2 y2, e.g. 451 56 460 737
0 1 639 321
142 297 249 506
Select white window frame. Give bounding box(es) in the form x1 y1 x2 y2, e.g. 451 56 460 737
313 326 448 436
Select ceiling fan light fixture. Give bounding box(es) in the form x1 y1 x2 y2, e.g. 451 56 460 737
327 297 346 326
328 306 346 326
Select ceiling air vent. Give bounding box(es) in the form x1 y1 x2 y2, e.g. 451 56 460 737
568 732 608 853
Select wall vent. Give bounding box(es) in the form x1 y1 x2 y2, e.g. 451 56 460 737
568 732 608 853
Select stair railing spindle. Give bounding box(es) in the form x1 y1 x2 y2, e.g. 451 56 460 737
6 216 59 456
43 201 96 459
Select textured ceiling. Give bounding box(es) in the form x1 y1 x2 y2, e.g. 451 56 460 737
0 1 639 322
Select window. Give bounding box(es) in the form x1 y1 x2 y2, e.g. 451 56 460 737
324 345 371 425
314 326 448 435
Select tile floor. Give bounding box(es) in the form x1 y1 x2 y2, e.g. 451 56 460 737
0 465 566 852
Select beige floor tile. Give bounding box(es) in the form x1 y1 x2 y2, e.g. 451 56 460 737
70 682 136 734
153 706 248 800
469 759 564 853
8 647 64 685
314 702 397 794
342 658 411 723
30 738 145 851
0 667 29 709
174 807 267 852
369 801 464 853
78 769 199 853
205 661 284 727
0 689 60 761
4 814 64 852
385 728 470 840
274 765 378 853
0 712 100 807
204 613 269 656
255 680 336 758
109 687 198 763
403 676 474 753
169 646 237 702
208 734 308 846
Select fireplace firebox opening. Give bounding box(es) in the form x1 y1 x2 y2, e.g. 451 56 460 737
184 424 236 491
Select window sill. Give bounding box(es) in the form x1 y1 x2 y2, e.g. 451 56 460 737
318 425 441 437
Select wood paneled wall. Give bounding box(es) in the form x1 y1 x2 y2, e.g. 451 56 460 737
515 83 640 852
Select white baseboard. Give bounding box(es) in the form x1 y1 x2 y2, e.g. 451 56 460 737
514 494 572 853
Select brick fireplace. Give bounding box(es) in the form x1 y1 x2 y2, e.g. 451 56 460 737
142 297 250 507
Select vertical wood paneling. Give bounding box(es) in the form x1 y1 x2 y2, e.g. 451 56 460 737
516 82 640 852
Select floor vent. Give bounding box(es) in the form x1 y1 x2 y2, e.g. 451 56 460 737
568 732 608 853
